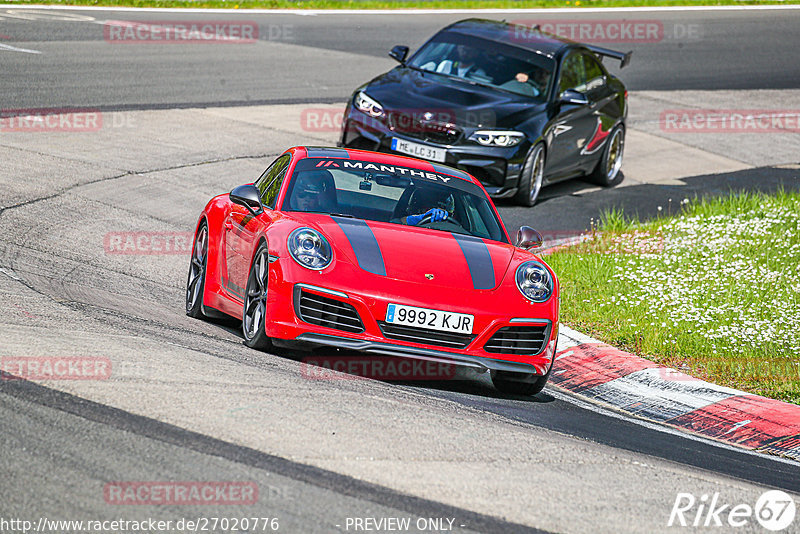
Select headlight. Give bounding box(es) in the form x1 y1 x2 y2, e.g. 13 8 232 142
354 91 385 118
468 130 525 147
515 261 553 303
288 228 333 270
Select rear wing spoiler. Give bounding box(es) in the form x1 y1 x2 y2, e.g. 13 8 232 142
586 44 632 69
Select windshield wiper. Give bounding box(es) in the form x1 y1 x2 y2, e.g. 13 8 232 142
330 212 357 219
420 68 483 87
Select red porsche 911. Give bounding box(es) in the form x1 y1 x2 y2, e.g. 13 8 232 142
186 146 559 395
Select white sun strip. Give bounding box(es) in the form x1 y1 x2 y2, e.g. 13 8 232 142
0 42 41 54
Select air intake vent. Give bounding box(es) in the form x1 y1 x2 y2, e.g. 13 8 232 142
297 291 364 334
378 322 473 349
484 325 548 355
388 111 462 146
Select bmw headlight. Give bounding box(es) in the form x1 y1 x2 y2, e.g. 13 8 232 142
354 91 385 118
515 261 553 303
468 130 525 147
288 228 333 270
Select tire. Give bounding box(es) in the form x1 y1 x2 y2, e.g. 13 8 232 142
491 360 554 396
242 242 273 350
514 143 546 207
588 124 625 187
185 222 208 319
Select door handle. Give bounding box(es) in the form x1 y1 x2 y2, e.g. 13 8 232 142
553 124 572 137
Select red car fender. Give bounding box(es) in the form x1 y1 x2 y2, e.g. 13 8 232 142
196 194 234 316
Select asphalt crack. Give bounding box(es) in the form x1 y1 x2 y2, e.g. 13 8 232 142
0 152 279 215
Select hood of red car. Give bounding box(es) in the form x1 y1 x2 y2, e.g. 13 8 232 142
293 214 514 290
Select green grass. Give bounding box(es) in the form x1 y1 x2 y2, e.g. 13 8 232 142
546 189 800 405
6 0 797 10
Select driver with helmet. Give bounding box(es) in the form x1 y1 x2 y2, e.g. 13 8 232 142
290 170 337 213
399 187 455 226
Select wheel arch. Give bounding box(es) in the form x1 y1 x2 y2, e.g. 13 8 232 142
196 197 229 311
525 137 548 177
248 235 270 272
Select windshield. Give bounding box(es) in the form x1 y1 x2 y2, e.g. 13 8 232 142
407 31 554 100
282 158 508 243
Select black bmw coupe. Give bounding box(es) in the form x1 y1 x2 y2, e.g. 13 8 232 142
338 19 631 206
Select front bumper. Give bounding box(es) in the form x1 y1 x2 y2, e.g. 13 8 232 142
338 105 528 198
293 331 556 375
264 256 559 376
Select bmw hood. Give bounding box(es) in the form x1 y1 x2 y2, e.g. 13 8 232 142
300 214 514 291
361 67 547 128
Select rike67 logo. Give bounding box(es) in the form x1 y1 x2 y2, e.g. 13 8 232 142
669 490 796 531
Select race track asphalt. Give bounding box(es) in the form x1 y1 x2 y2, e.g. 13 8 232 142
1 7 799 533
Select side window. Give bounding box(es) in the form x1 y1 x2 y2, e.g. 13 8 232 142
582 53 605 91
558 52 585 94
262 166 289 209
255 154 291 208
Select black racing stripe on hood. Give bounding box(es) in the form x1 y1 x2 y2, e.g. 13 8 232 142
333 217 386 276
452 234 495 290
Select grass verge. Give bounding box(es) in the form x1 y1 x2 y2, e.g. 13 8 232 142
546 189 800 405
4 0 796 10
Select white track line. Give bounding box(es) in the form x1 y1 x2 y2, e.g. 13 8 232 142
2 4 800 15
0 42 41 54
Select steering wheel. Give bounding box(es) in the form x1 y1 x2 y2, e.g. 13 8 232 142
415 213 435 226
415 213 465 232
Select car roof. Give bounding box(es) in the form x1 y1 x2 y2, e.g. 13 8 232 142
296 146 478 185
443 18 576 58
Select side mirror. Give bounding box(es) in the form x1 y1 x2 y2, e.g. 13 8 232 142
515 226 544 251
559 89 589 106
389 45 409 65
229 184 263 216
